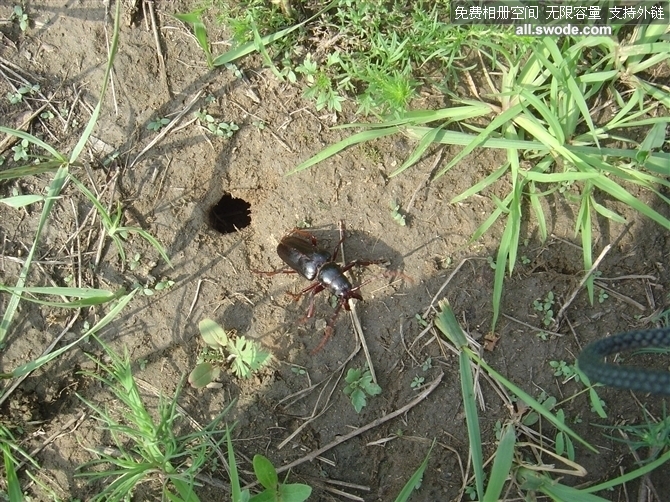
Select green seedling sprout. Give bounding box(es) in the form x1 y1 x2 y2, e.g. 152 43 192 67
147 117 170 131
10 5 29 31
343 367 382 413
189 319 271 387
390 200 407 226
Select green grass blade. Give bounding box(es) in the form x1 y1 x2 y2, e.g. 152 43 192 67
459 349 484 499
118 227 172 267
393 440 435 502
450 163 508 204
434 299 468 348
472 352 596 452
0 126 66 161
590 172 670 230
0 286 125 308
226 426 243 502
10 288 138 378
528 182 547 242
585 448 670 493
522 171 599 183
250 16 283 80
539 37 599 145
576 70 619 83
577 189 594 304
288 127 399 174
69 0 120 163
390 124 443 177
0 160 64 181
483 422 515 502
434 302 484 497
211 0 337 67
334 102 492 130
0 195 60 208
171 478 201 502
174 10 212 67
434 302 596 452
591 198 627 224
2 443 23 502
434 102 524 179
518 88 564 144
492 206 515 331
470 193 511 242
518 469 610 501
0 166 69 346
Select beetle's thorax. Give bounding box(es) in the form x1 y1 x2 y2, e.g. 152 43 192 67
317 262 354 297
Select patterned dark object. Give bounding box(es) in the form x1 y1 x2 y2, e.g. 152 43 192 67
578 328 670 395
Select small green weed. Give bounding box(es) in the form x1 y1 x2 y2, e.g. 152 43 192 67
533 291 555 327
291 365 306 376
128 252 141 271
598 406 670 463
343 367 381 413
146 117 170 131
598 288 609 304
421 357 432 371
11 139 29 162
134 277 175 296
196 110 239 137
250 454 312 502
188 318 271 386
410 376 425 389
69 177 171 268
390 200 406 226
77 338 230 501
6 83 39 104
415 313 428 328
10 5 29 32
549 360 579 382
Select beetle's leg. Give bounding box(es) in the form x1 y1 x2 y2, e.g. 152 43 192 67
340 259 389 273
252 268 299 276
286 283 326 325
311 299 346 354
288 227 319 247
286 281 324 302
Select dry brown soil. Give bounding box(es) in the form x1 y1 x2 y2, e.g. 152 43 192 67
1 2 669 501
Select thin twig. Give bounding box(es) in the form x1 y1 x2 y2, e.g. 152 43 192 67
130 89 204 167
187 279 204 320
593 280 646 311
553 222 633 327
0 313 80 408
338 221 376 384
146 0 171 98
269 372 443 478
0 104 48 154
502 314 563 338
17 412 87 471
422 257 475 318
405 147 445 214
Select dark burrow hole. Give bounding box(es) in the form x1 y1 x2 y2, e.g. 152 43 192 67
208 193 252 234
